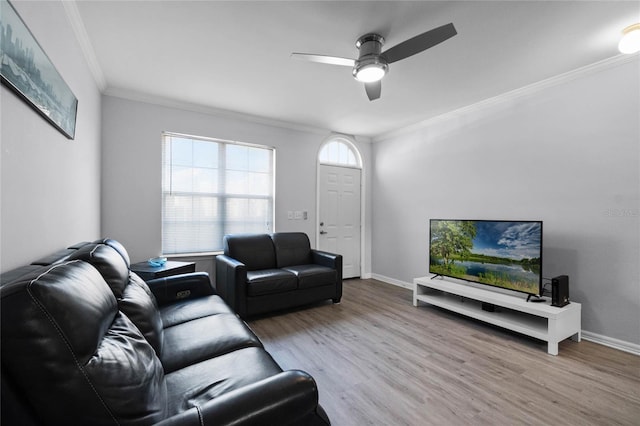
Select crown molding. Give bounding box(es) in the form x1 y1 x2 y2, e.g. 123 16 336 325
62 1 107 91
373 53 639 143
103 87 332 137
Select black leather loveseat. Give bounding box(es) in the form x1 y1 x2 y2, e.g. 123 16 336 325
215 232 342 318
1 238 330 426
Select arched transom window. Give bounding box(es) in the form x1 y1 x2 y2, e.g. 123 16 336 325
318 137 361 168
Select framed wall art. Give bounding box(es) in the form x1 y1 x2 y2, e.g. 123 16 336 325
1 0 78 139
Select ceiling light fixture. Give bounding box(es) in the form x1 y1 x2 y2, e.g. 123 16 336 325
618 23 640 54
352 33 388 83
353 58 388 83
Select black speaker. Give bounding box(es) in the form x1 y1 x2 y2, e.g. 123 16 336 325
551 275 569 307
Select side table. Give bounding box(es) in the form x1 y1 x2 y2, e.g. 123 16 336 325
130 260 196 281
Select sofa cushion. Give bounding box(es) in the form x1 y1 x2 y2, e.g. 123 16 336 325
247 269 297 296
69 243 129 298
164 347 282 417
0 260 167 425
282 264 338 289
69 243 165 356
94 237 132 266
224 234 276 271
121 272 165 355
161 313 263 373
271 232 312 268
160 294 235 328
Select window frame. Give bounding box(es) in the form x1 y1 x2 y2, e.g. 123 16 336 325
161 131 275 256
318 136 362 169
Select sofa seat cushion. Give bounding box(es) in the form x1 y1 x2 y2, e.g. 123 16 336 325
160 295 235 328
165 347 282 416
246 269 297 296
283 265 338 289
161 313 263 373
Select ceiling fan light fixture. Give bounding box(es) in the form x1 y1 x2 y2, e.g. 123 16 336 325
353 63 387 82
618 23 640 54
353 33 388 83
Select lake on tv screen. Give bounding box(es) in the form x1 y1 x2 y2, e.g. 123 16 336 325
454 260 537 285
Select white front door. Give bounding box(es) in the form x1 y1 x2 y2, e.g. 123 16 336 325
318 164 361 279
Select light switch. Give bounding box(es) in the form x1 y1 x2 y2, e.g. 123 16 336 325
287 211 293 220
294 211 302 219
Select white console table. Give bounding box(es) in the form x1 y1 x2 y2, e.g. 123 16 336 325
413 276 581 355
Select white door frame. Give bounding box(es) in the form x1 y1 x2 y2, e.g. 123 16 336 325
316 135 365 278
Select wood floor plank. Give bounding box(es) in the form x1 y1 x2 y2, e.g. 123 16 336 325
248 279 640 426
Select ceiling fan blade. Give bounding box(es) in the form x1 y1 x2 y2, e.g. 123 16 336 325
365 81 381 101
381 23 457 64
290 53 355 67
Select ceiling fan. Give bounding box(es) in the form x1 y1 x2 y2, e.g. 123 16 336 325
291 23 457 101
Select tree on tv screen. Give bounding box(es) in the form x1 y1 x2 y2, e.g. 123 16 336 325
430 221 476 271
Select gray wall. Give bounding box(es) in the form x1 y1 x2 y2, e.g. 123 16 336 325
101 95 372 274
371 58 640 346
0 1 102 272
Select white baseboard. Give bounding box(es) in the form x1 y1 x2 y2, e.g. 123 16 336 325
369 274 640 357
370 273 413 290
581 331 640 356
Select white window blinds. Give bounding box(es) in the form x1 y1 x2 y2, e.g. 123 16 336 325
162 133 274 254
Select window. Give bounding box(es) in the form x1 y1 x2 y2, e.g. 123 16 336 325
162 133 274 254
318 137 361 168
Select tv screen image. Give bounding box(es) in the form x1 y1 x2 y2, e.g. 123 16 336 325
429 220 542 296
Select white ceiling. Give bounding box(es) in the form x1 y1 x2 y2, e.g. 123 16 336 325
73 1 639 138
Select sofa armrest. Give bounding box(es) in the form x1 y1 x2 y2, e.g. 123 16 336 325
312 250 343 302
312 250 342 281
146 272 215 306
215 254 248 317
154 370 325 426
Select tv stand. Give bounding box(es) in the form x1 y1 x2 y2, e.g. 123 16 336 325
413 276 581 355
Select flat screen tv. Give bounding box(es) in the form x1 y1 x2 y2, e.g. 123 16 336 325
429 219 542 297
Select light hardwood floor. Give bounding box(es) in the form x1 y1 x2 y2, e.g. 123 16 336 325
248 279 640 426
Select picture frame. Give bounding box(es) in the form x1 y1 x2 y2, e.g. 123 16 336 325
1 0 78 139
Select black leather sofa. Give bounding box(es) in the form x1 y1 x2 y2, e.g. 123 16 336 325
1 239 330 426
215 232 342 318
